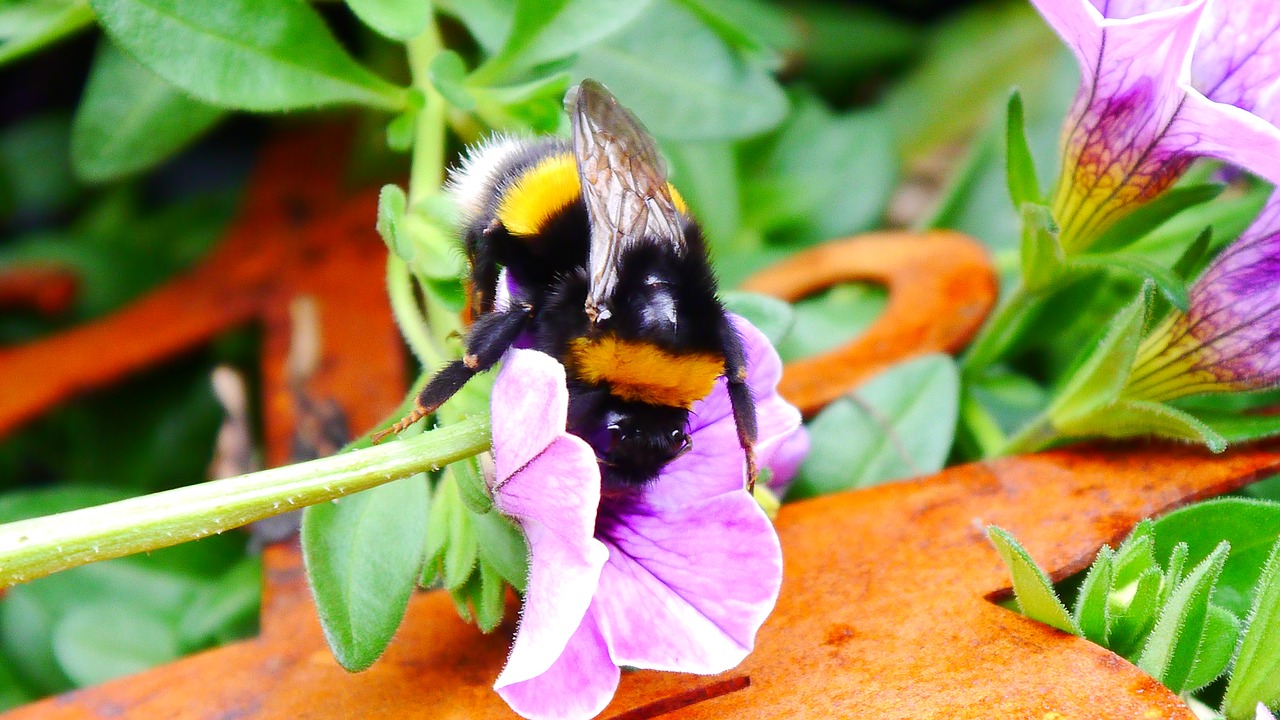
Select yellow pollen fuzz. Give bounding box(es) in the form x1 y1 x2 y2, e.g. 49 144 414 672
569 337 723 408
497 152 689 237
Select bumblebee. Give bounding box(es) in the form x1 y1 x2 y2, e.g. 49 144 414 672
375 80 758 490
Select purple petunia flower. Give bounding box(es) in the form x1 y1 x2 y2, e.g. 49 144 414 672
1031 0 1280 252
1261 703 1279 720
1124 190 1280 401
487 317 803 720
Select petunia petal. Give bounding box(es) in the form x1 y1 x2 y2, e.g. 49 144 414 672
1029 0 1103 67
1174 91 1280 186
491 350 571 480
1192 0 1280 124
593 491 783 674
496 607 620 720
494 434 609 688
766 423 811 495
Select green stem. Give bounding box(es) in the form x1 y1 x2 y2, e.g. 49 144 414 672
960 284 1038 376
387 255 446 370
959 390 1008 458
0 417 490 587
406 20 447 206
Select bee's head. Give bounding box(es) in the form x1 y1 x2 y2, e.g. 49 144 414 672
595 403 691 489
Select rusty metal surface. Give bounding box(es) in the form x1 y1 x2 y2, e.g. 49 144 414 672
743 230 997 415
0 128 405 445
8 442 1277 719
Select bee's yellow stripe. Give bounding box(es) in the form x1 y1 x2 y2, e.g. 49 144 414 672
496 153 689 238
569 336 722 408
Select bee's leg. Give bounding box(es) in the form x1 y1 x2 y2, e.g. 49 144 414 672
372 303 533 443
720 320 759 492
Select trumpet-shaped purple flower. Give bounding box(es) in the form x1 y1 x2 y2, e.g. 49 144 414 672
1124 190 1280 401
1260 703 1278 720
1032 0 1280 251
488 317 803 720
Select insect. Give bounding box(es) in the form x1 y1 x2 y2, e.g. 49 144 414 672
374 79 758 491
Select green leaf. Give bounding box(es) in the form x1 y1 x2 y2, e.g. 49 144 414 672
0 651 33 712
1005 90 1040 208
1112 521 1156 588
1090 184 1224 253
987 526 1079 634
1196 412 1280 446
1151 498 1280 619
1136 541 1228 693
429 50 476 110
0 114 79 221
177 556 261 650
473 509 529 593
571 0 787 140
1048 284 1148 428
1182 603 1239 692
741 91 896 246
476 0 652 81
345 0 430 40
376 183 410 260
474 562 507 633
302 474 430 672
1223 538 1280 719
89 0 406 112
52 604 181 686
790 354 959 499
1109 567 1164 658
1069 254 1189 312
1058 398 1227 452
670 0 795 68
1128 181 1270 267
71 40 225 182
1020 202 1063 291
775 283 886 362
0 0 94 67
881 2 1060 156
720 292 794 347
665 140 740 252
1171 227 1213 281
1074 545 1115 645
436 474 479 590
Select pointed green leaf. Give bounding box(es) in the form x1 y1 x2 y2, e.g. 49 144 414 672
988 526 1079 634
1224 539 1280 719
474 509 529 593
1005 90 1040 208
376 184 409 259
1183 604 1239 692
1091 183 1224 252
474 562 507 633
421 477 451 587
1151 499 1280 619
345 0 430 40
1075 546 1115 644
671 0 796 69
1070 254 1189 311
1049 284 1148 427
0 0 94 67
1019 202 1062 292
1197 412 1280 446
1109 568 1164 658
72 41 225 182
1137 542 1229 693
89 0 406 111
1113 522 1156 589
1058 399 1227 453
1172 227 1213 281
302 475 430 671
442 476 479 590
1159 543 1190 610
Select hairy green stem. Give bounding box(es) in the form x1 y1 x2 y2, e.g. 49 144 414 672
387 255 446 370
406 21 447 206
1000 414 1058 456
0 417 490 587
960 284 1038 376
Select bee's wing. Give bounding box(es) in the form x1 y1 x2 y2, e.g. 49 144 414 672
569 79 685 323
